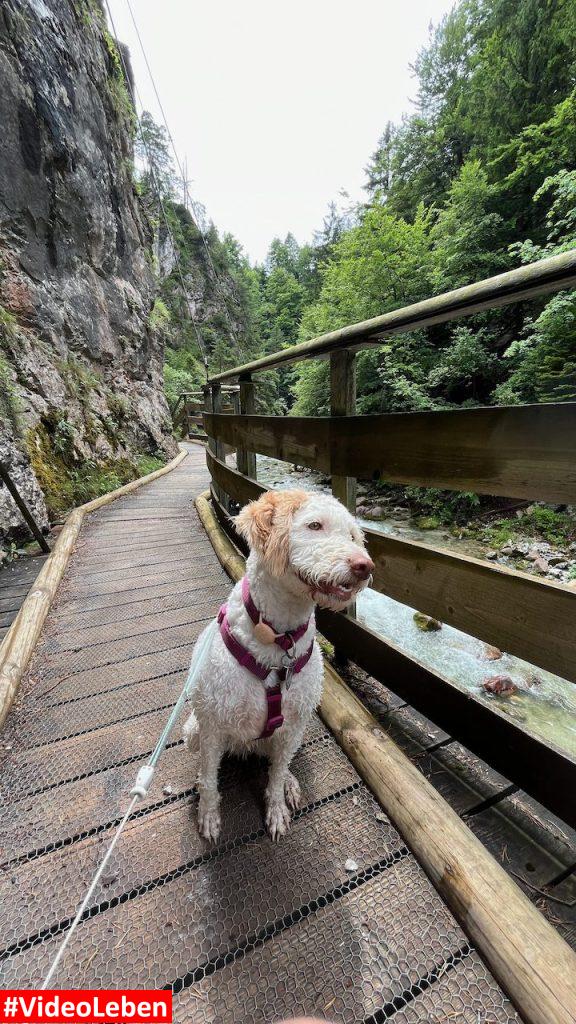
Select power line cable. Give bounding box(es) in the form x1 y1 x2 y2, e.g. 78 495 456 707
102 0 209 378
123 0 242 355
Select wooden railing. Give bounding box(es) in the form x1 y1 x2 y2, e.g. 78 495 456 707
202 249 576 826
171 387 238 439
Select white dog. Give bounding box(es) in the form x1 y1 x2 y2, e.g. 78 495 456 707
183 489 374 841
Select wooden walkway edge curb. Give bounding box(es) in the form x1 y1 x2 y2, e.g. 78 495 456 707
0 448 188 729
195 488 576 1024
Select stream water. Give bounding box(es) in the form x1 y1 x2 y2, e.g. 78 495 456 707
249 454 576 759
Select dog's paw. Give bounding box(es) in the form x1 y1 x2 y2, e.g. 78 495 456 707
265 800 291 841
284 771 301 810
198 805 221 842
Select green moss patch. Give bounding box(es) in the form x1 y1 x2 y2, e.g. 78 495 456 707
26 420 166 520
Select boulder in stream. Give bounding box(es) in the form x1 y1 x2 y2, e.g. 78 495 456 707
413 612 442 632
483 644 503 661
482 675 517 696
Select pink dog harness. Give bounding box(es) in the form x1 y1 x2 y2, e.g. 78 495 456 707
217 576 314 739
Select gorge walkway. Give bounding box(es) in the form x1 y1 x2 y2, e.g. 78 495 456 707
0 445 545 1021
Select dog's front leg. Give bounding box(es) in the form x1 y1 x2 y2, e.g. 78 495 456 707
197 730 225 842
265 725 305 841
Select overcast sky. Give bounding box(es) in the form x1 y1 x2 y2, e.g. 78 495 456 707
106 0 455 264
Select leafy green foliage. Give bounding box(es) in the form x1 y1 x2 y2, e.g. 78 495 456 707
481 507 575 548
25 418 165 519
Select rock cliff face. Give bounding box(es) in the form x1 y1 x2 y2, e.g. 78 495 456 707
0 0 177 539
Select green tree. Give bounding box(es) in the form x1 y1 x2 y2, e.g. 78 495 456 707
494 170 576 404
431 160 508 291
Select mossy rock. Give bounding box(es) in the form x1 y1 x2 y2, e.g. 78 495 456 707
26 419 163 520
26 423 76 517
414 515 441 530
413 612 442 632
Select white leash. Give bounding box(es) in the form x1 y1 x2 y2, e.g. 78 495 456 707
41 620 218 988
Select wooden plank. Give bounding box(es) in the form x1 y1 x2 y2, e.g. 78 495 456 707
60 557 217 597
319 665 576 1024
0 718 327 862
39 615 213 681
333 402 576 502
44 600 220 662
316 609 576 827
12 669 189 746
469 802 576 888
420 741 510 815
44 581 228 642
54 573 227 617
209 248 576 382
204 413 331 472
207 403 576 502
6 706 181 794
365 528 576 684
206 451 263 505
330 349 357 511
36 643 197 706
390 952 520 1024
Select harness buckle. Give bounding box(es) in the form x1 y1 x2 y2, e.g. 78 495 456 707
280 635 297 688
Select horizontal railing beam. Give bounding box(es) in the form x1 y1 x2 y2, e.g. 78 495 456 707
205 401 576 502
205 451 576 683
206 450 262 504
204 413 331 473
208 249 576 382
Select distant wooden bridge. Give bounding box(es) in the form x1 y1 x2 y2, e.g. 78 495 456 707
1 250 576 1023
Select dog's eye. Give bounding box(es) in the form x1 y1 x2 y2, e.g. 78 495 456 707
307 521 323 531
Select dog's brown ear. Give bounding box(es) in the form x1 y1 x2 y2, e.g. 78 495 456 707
236 492 276 552
235 490 308 576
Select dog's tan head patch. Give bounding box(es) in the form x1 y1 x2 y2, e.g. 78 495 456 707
235 489 309 576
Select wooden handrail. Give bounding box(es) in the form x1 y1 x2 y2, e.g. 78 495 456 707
204 402 576 503
208 248 576 382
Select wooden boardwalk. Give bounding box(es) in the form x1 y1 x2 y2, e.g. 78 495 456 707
0 446 538 1020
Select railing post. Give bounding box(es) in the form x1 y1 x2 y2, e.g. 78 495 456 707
330 349 358 635
204 384 224 507
330 349 357 512
211 384 227 461
237 374 257 481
